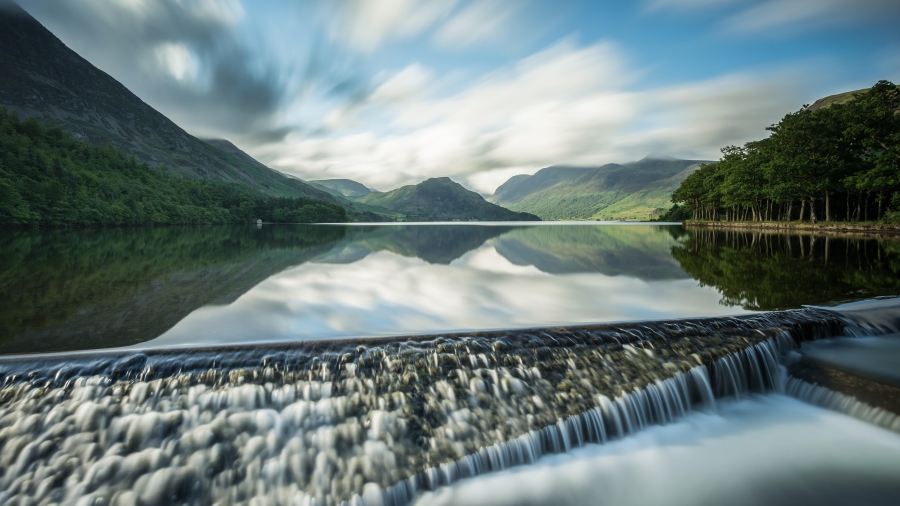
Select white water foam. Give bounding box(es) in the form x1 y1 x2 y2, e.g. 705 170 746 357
413 395 900 506
786 377 900 433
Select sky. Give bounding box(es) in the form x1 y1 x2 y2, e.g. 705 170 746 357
16 0 900 194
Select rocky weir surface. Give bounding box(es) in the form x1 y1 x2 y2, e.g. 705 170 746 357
0 308 874 506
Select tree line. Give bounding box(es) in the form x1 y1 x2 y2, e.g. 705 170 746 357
0 107 348 227
668 81 900 223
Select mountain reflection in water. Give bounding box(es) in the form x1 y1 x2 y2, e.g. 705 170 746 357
1 224 899 354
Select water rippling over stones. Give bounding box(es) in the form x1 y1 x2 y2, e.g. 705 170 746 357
0 309 852 505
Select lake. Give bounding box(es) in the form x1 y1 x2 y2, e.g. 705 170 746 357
1 223 899 506
3 223 899 354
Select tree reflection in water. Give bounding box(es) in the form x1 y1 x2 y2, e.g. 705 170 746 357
672 229 900 311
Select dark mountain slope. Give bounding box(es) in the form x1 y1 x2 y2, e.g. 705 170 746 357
491 166 594 205
0 3 335 202
357 177 540 222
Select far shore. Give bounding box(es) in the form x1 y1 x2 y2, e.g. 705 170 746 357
685 220 900 237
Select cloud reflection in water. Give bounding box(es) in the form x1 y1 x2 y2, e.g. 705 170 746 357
145 228 745 348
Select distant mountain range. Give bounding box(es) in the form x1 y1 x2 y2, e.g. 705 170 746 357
357 177 540 221
488 156 710 220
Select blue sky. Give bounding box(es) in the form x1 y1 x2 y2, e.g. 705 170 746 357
19 0 900 193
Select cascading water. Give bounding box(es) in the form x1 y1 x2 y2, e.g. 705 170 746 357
0 307 888 506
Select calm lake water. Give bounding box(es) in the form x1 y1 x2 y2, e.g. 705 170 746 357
2 223 900 355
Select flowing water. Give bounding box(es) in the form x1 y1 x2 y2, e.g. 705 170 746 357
0 224 899 505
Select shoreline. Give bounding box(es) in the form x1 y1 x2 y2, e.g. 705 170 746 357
684 220 900 237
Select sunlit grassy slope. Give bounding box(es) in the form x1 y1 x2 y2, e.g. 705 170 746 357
489 157 707 221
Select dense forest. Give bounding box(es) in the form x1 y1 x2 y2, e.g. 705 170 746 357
668 81 900 223
0 107 347 227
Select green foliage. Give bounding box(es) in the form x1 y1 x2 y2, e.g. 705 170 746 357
656 204 693 222
0 107 347 227
671 81 900 223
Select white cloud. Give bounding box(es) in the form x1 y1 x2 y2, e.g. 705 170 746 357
467 167 537 196
723 0 900 33
646 0 743 10
649 0 900 33
263 39 810 194
434 0 515 47
329 0 460 52
154 43 199 82
370 63 434 103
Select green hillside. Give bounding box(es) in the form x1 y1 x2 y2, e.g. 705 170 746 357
310 179 374 198
0 4 337 203
597 164 701 220
0 108 347 226
489 156 709 220
807 89 866 112
357 177 540 221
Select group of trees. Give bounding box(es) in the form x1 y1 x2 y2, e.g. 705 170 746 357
0 107 347 227
671 81 900 223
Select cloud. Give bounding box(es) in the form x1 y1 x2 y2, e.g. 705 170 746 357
370 64 435 104
648 0 900 33
18 0 286 137
328 0 460 52
434 0 515 48
646 0 744 10
723 0 900 33
264 39 808 194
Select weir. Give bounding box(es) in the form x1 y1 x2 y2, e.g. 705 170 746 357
0 307 889 506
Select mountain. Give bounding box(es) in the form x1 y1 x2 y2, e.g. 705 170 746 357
0 3 335 203
488 156 710 220
807 89 866 112
309 179 374 199
357 177 540 221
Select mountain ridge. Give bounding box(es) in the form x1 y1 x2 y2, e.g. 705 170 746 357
489 157 710 220
358 177 540 222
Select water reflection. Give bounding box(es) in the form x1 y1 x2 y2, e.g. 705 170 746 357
493 225 689 279
673 229 900 310
0 226 345 354
2 224 900 354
